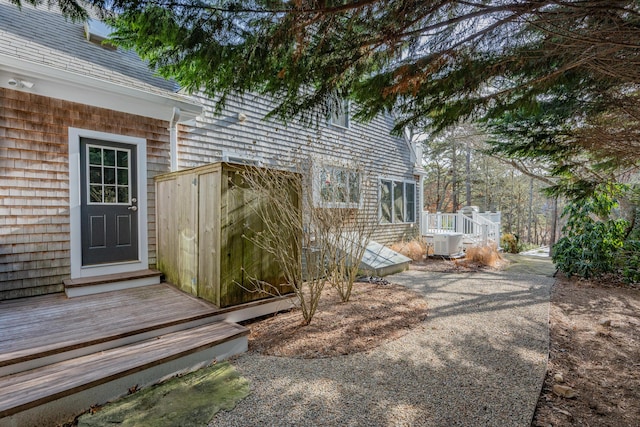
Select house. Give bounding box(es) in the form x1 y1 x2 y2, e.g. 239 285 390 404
0 3 422 303
0 2 422 424
0 1 202 300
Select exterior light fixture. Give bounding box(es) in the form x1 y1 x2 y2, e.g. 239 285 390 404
8 78 35 89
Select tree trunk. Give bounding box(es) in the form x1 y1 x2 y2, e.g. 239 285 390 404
465 140 472 206
549 196 558 257
527 177 533 243
452 140 458 211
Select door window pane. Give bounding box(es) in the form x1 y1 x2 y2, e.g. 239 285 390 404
89 147 102 165
117 186 129 203
104 186 116 203
104 167 116 185
117 168 128 185
117 151 128 168
103 149 116 166
89 167 102 184
90 185 103 203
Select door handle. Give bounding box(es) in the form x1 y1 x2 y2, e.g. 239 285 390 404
128 206 138 211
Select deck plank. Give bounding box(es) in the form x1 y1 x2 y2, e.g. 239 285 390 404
0 284 221 366
0 322 248 417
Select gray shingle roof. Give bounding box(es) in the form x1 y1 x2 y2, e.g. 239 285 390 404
0 0 181 97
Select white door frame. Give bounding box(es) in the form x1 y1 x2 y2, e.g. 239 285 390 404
69 127 149 279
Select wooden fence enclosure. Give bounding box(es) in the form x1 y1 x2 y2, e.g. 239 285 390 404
155 163 298 307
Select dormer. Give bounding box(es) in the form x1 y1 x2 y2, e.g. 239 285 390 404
84 18 116 50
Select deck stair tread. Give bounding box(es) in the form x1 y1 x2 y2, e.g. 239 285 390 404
0 321 248 418
63 269 161 288
0 284 219 368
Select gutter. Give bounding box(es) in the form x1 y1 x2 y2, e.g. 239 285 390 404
0 53 202 122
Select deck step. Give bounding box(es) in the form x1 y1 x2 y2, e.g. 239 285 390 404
0 285 296 378
0 322 248 426
63 269 162 297
0 306 222 377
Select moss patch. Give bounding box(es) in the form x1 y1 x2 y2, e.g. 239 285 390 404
502 253 557 276
77 362 249 427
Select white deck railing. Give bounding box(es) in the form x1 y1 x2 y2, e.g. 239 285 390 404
421 210 501 246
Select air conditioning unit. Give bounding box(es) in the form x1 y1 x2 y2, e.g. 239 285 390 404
432 233 464 257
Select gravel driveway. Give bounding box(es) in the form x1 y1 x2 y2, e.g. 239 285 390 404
211 258 554 427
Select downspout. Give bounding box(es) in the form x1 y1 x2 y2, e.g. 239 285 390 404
169 107 181 172
404 131 426 239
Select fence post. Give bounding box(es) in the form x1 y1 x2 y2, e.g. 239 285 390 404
482 224 488 246
436 212 441 232
422 211 428 235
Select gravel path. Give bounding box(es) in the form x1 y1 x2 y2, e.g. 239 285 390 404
210 259 554 427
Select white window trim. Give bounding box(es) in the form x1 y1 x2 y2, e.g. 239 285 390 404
379 178 417 224
312 162 362 209
329 99 350 129
69 128 149 279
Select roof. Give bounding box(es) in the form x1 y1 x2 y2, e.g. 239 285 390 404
0 0 201 120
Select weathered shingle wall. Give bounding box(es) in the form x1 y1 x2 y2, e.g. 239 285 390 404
0 88 169 299
178 93 419 244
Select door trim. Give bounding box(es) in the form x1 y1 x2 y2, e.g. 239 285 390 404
69 128 148 279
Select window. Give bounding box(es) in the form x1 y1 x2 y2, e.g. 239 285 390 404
380 179 416 223
316 165 361 207
329 99 350 128
87 145 130 204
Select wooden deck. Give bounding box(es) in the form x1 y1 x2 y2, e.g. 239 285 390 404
0 283 220 370
0 284 258 425
0 322 248 418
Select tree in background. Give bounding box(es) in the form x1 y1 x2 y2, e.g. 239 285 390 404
421 123 558 247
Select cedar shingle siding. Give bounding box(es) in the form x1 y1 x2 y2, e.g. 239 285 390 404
179 93 419 245
0 88 169 299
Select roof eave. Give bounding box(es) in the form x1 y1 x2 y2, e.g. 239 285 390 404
0 53 202 122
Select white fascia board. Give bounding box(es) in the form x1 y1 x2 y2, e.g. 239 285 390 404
0 54 201 122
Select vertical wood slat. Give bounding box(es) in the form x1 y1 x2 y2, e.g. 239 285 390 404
198 169 221 306
176 173 198 296
219 169 245 307
155 163 296 308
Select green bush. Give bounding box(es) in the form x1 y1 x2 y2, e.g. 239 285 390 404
552 184 631 279
553 218 627 278
621 240 640 283
501 233 518 253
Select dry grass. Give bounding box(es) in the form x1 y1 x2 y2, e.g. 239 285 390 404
389 239 427 261
464 244 504 268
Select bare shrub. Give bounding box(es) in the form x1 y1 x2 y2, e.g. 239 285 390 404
238 165 328 325
238 156 382 320
313 167 380 302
